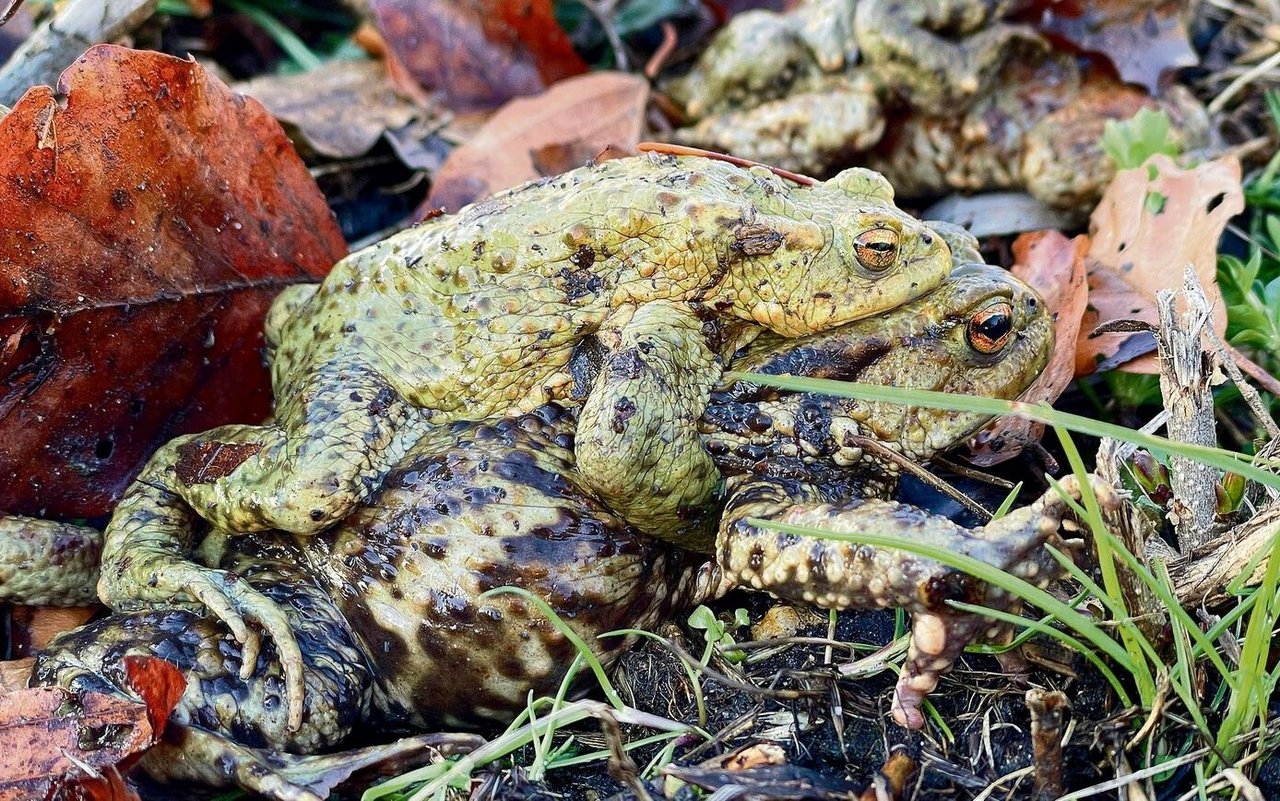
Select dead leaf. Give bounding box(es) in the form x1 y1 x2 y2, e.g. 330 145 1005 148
370 0 587 113
722 743 787 771
0 659 32 693
1027 0 1197 93
0 1 30 65
425 71 648 212
0 45 346 518
0 656 185 800
7 606 98 656
1077 155 1243 375
967 231 1088 465
235 59 439 160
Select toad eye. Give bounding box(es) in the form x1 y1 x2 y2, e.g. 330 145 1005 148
853 228 900 271
967 302 1014 354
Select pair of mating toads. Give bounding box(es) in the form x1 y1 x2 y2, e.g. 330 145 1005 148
2 153 1099 798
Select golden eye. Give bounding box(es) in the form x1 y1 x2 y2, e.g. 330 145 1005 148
967 302 1014 354
853 228 899 271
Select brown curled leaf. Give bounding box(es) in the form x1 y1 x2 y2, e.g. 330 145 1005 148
425 71 648 213
1025 0 1197 93
0 45 345 518
0 656 184 800
1076 155 1243 375
235 59 436 160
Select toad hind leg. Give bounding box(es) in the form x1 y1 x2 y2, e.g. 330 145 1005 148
39 535 378 785
717 475 1092 729
0 516 101 606
173 358 424 536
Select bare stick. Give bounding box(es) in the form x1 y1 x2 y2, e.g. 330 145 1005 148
0 0 156 106
1156 267 1220 551
1027 689 1068 801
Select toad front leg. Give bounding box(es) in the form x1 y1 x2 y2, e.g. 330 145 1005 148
576 302 724 548
718 474 1097 729
97 424 310 729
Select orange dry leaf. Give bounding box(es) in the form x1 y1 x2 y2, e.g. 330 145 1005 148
0 656 185 800
0 45 345 518
425 72 649 213
967 231 1088 465
1077 154 1243 375
7 606 98 656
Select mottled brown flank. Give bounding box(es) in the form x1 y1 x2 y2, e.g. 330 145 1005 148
295 404 712 726
174 440 262 485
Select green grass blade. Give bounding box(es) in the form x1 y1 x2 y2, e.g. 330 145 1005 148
481 586 625 709
947 601 1133 706
726 374 1280 489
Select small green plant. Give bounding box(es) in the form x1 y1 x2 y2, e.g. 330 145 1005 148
686 603 750 664
1101 107 1180 172
1218 88 1280 385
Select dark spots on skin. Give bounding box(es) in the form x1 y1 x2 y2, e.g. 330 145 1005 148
610 349 644 381
748 546 765 572
110 188 130 209
367 384 397 416
808 543 827 582
758 337 893 385
558 251 606 300
796 399 833 451
611 397 636 433
731 223 784 257
922 573 983 611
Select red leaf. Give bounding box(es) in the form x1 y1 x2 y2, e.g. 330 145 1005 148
121 656 185 740
371 0 587 112
0 45 346 518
